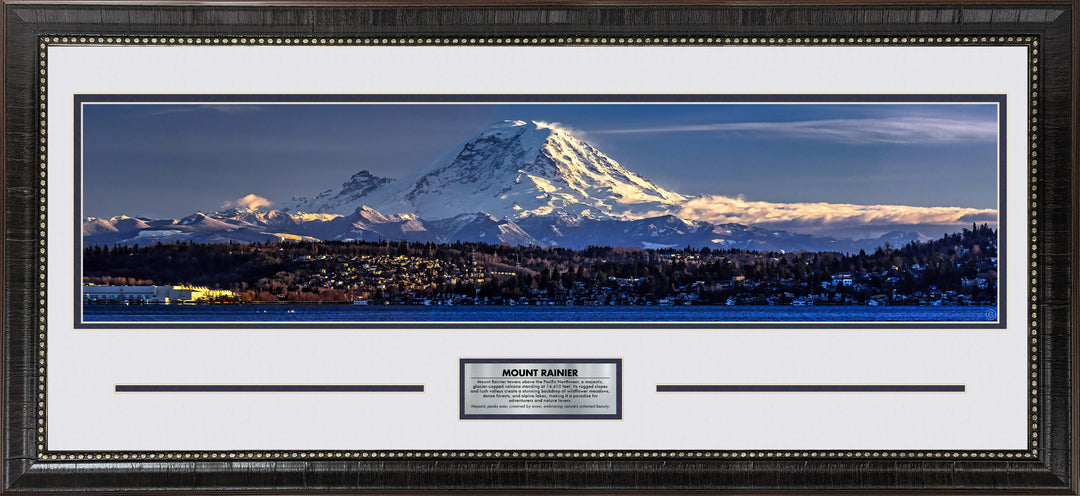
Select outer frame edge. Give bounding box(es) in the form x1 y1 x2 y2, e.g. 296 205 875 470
3 2 1075 493
3 1 46 492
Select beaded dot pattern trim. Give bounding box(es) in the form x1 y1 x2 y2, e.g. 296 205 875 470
35 34 1039 461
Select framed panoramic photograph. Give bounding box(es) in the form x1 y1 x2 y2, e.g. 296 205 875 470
3 1 1077 493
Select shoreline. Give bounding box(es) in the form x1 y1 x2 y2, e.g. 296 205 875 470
84 301 996 308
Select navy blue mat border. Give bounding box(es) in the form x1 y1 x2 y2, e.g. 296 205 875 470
73 93 1007 330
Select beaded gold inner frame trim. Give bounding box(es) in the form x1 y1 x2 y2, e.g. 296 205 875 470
35 34 1040 462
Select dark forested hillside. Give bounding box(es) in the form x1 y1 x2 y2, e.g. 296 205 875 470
83 224 998 305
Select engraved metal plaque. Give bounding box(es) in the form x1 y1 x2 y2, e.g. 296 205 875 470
460 359 622 420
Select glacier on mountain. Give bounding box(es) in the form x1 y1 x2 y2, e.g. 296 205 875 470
84 119 969 253
283 120 684 221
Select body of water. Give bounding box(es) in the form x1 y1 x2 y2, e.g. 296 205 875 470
83 304 997 323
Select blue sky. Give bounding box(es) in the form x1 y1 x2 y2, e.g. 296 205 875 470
82 102 999 226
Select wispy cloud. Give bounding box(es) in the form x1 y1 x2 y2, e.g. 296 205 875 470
592 117 997 144
137 104 262 118
654 194 996 233
139 107 196 117
200 105 262 114
220 193 273 211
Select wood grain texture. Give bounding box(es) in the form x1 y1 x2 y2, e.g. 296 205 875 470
4 6 42 492
1037 5 1073 488
2 2 1075 493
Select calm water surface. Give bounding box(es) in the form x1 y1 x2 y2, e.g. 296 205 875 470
84 304 996 322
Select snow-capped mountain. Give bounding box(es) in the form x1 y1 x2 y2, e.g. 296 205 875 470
423 213 540 246
83 119 940 253
283 120 684 220
513 214 928 252
82 212 323 246
83 206 930 254
284 170 394 214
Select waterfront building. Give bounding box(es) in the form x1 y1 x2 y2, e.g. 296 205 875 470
83 285 234 304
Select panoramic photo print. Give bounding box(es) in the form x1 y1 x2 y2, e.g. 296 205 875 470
78 100 1001 324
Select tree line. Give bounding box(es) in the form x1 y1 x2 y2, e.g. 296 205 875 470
82 224 997 303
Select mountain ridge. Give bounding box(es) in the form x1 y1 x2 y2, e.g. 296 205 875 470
282 120 685 220
82 204 933 254
86 119 945 253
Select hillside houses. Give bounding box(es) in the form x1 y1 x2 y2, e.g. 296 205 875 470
82 224 999 306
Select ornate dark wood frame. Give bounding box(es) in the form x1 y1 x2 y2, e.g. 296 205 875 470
3 1 1076 493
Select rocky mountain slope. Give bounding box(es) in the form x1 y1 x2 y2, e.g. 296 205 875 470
85 120 935 253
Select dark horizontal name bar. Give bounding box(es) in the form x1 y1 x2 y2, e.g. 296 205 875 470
656 385 964 393
116 385 423 393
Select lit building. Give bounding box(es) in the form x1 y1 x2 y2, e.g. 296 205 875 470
83 285 234 304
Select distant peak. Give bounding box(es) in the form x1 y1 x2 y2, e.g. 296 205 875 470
339 170 394 196
179 212 209 225
348 170 378 179
343 170 389 184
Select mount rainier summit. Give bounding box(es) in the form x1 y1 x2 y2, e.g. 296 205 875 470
83 120 932 252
